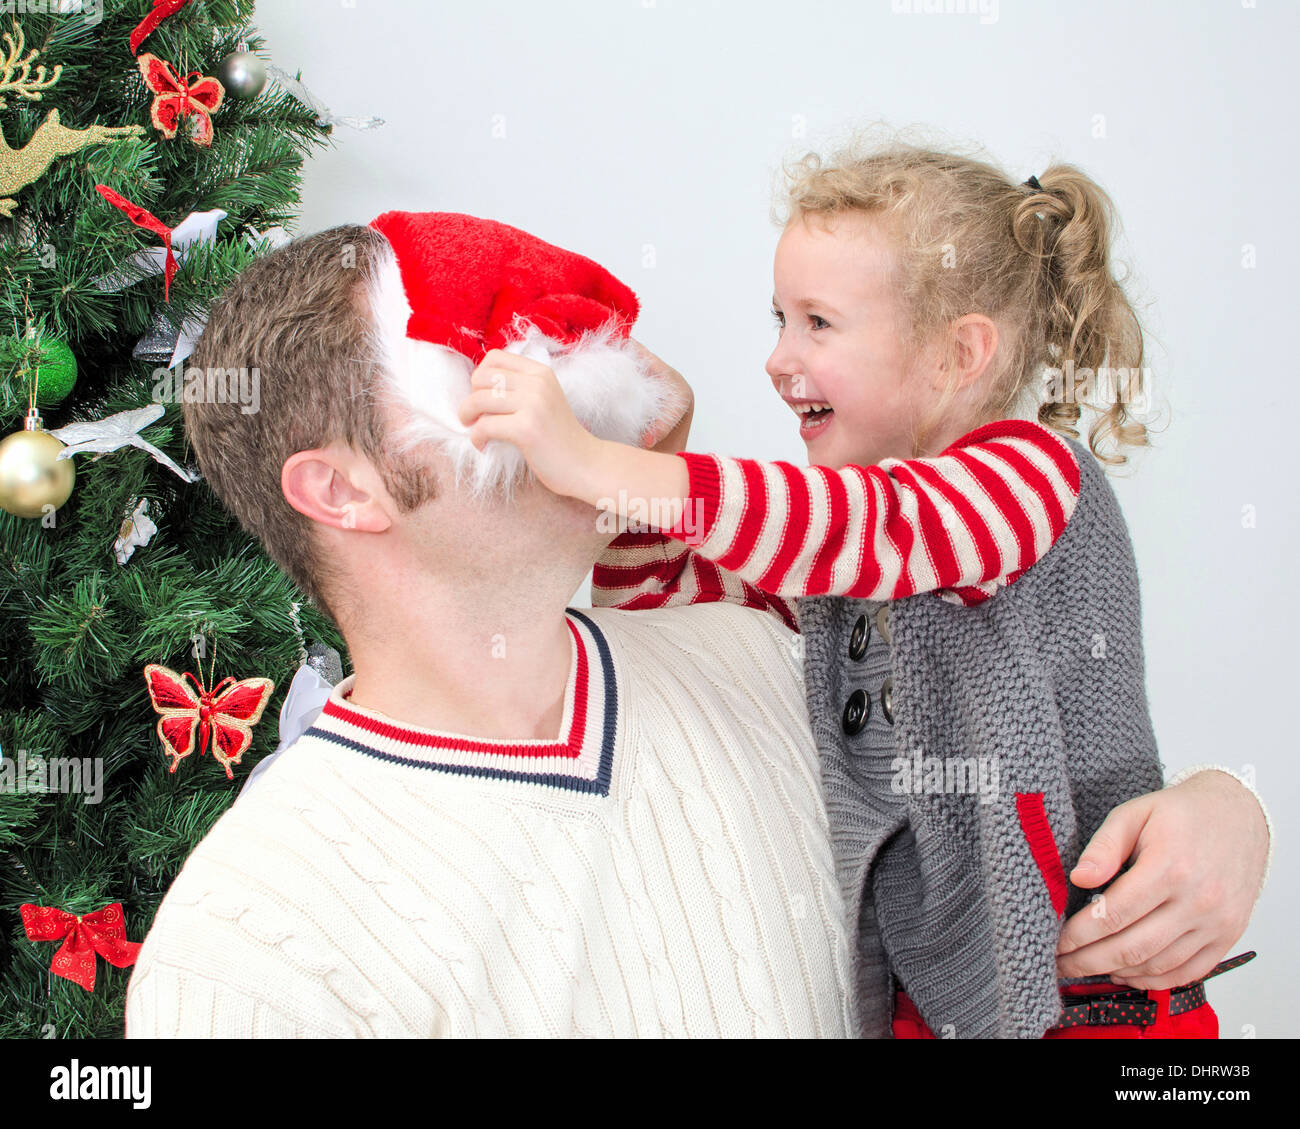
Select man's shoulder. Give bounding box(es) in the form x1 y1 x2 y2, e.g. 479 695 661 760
575 601 805 711
133 747 380 957
133 782 318 956
577 599 798 655
125 765 387 1036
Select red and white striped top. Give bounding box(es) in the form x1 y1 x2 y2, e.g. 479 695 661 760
591 418 1081 630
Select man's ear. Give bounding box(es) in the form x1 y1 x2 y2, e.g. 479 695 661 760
282 444 392 533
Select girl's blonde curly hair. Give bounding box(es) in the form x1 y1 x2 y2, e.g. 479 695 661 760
773 126 1152 468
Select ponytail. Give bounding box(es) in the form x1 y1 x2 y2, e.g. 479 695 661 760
1013 167 1150 466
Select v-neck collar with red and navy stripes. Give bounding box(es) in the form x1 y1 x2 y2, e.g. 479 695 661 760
302 609 616 796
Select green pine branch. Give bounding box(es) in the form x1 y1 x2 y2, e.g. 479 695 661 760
0 0 350 1038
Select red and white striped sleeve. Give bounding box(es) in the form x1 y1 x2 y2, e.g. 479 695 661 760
657 418 1082 606
591 529 799 631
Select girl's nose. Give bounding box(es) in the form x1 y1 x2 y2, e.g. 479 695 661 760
765 335 796 386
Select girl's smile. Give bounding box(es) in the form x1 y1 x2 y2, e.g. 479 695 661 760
788 397 836 440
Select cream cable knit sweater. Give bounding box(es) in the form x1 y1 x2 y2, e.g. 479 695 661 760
124 603 854 1038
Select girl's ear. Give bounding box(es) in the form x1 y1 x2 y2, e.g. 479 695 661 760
282 445 393 534
948 314 1000 389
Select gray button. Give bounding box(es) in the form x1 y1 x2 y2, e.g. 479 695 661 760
881 677 893 724
876 605 892 646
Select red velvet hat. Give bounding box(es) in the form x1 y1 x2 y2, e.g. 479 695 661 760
368 210 640 363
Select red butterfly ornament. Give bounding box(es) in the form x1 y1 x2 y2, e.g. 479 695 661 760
144 663 274 778
137 53 224 147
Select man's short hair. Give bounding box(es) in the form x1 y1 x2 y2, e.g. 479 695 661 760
183 224 437 624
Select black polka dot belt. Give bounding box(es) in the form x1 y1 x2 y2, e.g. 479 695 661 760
1054 951 1255 1029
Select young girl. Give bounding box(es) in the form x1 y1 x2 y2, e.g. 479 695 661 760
458 139 1265 1038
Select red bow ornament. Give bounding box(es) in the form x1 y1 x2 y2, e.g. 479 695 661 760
20 903 142 992
144 664 275 779
130 0 195 55
138 53 224 147
95 184 179 302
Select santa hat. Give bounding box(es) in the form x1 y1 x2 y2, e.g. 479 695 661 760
369 210 640 361
365 211 667 498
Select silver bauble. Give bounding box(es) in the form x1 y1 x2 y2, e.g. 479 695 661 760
216 51 266 100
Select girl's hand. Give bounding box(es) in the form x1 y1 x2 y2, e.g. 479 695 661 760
458 346 694 518
1055 770 1268 988
457 349 605 501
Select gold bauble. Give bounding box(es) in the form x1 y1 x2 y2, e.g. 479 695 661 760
0 415 75 518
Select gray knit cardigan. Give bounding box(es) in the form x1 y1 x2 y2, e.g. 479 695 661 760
798 434 1164 1038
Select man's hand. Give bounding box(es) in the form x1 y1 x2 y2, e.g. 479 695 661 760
1056 770 1268 988
629 339 694 454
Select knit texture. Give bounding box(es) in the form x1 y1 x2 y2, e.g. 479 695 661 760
124 603 854 1038
591 420 1270 1035
799 433 1165 1038
798 596 906 1038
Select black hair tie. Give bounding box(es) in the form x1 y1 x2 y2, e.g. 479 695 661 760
1023 175 1043 192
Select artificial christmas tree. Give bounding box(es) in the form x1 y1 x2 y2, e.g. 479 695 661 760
0 0 341 1037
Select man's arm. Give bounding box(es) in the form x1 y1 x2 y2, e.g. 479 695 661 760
125 958 351 1038
123 866 380 1038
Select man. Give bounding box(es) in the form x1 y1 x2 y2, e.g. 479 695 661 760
124 214 1268 1038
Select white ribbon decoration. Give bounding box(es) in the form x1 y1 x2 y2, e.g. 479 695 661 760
113 497 157 565
266 65 385 130
163 315 207 369
136 222 292 369
90 207 228 369
245 223 292 251
91 208 228 293
238 662 334 799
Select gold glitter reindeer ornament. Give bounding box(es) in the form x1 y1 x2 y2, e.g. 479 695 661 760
0 22 144 218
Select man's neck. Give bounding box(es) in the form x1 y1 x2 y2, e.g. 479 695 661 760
342 500 603 742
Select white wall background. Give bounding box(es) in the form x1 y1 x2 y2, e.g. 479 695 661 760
252 0 1297 1037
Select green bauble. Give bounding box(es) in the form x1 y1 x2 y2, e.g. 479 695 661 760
1 336 78 407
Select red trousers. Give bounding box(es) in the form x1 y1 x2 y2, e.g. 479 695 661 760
892 982 1219 1039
